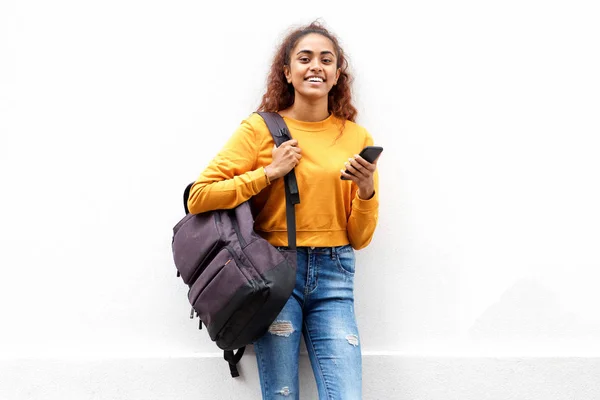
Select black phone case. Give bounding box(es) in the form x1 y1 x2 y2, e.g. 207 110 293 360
341 146 383 180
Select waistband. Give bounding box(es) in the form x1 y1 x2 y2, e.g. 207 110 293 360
276 244 353 255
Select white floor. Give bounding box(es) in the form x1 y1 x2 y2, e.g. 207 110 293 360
1 354 599 399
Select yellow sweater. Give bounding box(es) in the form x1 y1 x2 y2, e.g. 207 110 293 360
187 112 379 250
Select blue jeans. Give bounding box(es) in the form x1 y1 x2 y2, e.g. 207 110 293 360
254 245 362 400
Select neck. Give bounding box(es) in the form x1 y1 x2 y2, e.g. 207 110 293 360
283 98 330 122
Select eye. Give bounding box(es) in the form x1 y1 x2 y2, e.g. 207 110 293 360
322 58 332 64
299 57 310 63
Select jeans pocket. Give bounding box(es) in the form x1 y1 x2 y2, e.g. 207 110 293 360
335 248 356 275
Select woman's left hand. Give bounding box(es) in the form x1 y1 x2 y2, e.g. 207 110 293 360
340 154 378 199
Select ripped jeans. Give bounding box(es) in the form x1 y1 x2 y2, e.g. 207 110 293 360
253 245 362 400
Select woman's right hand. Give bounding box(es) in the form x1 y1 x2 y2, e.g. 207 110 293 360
265 139 302 181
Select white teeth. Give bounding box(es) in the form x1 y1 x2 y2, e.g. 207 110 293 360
308 77 323 82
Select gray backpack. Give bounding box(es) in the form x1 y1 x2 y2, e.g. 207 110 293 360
171 112 300 377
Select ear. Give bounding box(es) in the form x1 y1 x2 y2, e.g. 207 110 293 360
334 68 341 85
283 65 292 84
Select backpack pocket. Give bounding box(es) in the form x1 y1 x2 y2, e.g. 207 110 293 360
188 247 251 332
172 212 223 285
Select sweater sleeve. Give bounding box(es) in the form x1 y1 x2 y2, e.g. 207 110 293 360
187 118 270 214
346 131 380 250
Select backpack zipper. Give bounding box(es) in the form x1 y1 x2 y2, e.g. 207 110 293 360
229 210 247 248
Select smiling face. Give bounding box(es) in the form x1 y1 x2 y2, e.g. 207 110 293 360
284 33 341 104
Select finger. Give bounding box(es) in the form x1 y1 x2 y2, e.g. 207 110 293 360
341 169 362 184
353 155 374 168
353 155 377 171
357 155 380 170
282 139 298 147
340 169 357 181
347 159 369 178
344 161 364 179
286 148 301 159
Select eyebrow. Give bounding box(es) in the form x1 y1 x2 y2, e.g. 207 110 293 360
296 50 335 57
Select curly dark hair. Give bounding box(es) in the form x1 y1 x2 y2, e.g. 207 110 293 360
257 21 357 122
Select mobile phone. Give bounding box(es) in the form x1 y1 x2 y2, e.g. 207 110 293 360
340 145 383 180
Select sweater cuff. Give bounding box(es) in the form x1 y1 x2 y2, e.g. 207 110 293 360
249 167 270 192
352 190 379 212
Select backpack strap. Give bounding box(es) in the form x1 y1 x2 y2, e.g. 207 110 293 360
257 111 300 250
182 113 300 248
183 182 193 214
223 347 246 378
182 112 300 378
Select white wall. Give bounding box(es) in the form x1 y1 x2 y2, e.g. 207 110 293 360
1 0 599 398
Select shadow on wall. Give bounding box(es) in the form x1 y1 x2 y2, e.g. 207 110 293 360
469 278 600 345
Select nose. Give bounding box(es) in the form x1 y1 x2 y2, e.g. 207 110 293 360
309 59 322 72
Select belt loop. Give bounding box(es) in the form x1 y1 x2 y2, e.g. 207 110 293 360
330 246 336 260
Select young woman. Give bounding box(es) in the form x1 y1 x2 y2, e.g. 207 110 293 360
187 21 380 400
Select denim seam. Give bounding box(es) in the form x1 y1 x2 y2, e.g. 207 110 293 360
303 320 333 400
302 251 309 296
306 253 319 294
293 291 304 310
336 245 353 254
334 253 355 276
255 341 271 398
